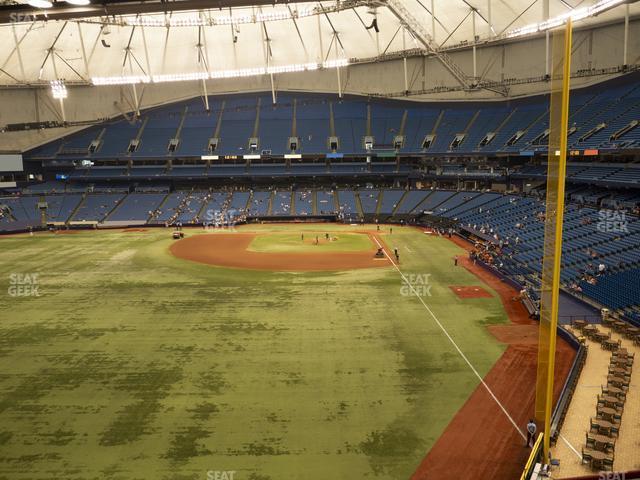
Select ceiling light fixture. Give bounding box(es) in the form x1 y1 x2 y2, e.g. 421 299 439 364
50 80 67 99
64 0 91 5
91 60 348 86
27 0 53 8
506 0 625 39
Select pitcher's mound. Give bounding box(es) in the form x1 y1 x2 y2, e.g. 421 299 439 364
170 233 391 271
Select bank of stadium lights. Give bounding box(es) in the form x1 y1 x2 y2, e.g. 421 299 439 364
152 72 210 83
26 0 52 8
50 80 67 99
91 60 348 86
125 7 314 28
92 75 151 86
26 0 90 7
322 59 349 69
505 0 625 39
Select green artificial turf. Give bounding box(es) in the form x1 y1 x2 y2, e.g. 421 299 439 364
0 225 508 480
247 232 374 253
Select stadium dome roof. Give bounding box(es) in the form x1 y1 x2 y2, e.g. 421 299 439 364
0 0 637 88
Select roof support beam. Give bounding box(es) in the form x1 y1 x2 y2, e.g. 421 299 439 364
288 4 308 61
624 3 630 66
334 34 343 98
11 24 27 81
141 24 153 78
430 0 436 43
384 0 470 89
196 26 210 111
38 22 68 81
77 23 90 79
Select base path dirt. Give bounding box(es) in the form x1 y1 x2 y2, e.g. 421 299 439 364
410 235 576 480
169 232 391 271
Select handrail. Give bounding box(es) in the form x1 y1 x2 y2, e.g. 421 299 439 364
520 432 545 480
550 331 587 443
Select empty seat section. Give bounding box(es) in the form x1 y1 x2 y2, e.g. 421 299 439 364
44 194 83 222
394 190 431 214
94 120 142 157
259 98 293 155
358 190 379 214
107 193 166 221
294 190 313 215
228 191 250 215
272 191 292 215
218 97 256 155
337 190 358 215
71 193 125 222
296 100 330 153
178 100 218 156
333 101 366 153
316 191 337 215
378 190 405 214
247 191 271 216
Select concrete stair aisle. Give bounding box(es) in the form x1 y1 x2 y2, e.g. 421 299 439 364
103 193 130 221
391 190 408 216
375 190 384 217
312 190 318 216
354 191 365 219
147 191 171 224
194 190 212 223
266 191 275 216
66 192 87 224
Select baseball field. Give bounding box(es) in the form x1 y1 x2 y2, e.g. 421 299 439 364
0 224 569 480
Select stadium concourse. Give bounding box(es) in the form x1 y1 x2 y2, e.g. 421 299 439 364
2 0 640 478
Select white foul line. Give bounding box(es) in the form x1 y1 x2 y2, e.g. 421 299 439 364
372 235 527 441
559 433 582 459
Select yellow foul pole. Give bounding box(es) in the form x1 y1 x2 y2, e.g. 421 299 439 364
534 18 572 461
